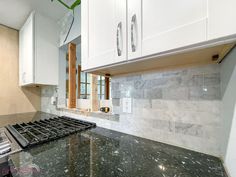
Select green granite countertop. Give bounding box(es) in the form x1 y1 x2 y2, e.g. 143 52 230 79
0 112 228 177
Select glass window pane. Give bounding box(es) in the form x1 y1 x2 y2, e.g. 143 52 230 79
81 84 86 94
80 95 86 99
101 76 105 80
97 86 100 95
87 84 91 94
81 72 86 82
87 74 91 83
101 95 105 100
102 86 105 94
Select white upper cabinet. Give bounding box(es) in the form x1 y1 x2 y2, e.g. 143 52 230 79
19 13 34 85
127 0 142 60
208 0 236 40
19 12 59 86
82 0 127 70
83 0 236 73
142 0 208 57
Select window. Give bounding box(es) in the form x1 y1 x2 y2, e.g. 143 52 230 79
97 76 105 100
65 43 110 109
80 72 90 99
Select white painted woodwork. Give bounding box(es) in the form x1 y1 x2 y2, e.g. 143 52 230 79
82 0 236 75
142 0 208 57
86 43 235 76
127 0 142 60
19 12 59 86
81 0 127 70
114 0 127 63
208 0 236 40
81 0 89 70
19 13 34 86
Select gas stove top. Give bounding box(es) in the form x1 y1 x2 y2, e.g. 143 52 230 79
6 116 96 149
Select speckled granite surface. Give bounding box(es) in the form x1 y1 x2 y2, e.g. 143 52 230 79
0 112 227 177
8 127 227 177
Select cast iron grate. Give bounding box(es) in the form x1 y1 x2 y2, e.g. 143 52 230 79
6 116 96 148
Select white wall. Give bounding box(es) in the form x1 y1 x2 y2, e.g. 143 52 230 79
220 47 236 177
220 47 236 158
225 104 236 177
57 48 67 107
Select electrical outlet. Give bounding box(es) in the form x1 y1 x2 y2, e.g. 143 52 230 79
51 97 56 105
122 98 132 113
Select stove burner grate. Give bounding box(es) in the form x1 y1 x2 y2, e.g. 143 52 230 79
6 116 96 148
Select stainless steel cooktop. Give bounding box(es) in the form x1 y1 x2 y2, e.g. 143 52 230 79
0 127 22 160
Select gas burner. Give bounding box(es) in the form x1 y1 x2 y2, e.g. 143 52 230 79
6 116 96 148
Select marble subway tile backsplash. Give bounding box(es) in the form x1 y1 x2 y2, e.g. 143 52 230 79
112 64 221 100
110 64 222 156
41 64 222 156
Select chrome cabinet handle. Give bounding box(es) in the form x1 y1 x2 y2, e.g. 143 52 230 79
131 14 137 52
116 22 123 56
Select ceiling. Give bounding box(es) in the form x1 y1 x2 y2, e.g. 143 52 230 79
0 0 70 30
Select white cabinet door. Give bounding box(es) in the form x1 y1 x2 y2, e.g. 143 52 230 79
19 13 34 86
128 0 142 60
142 0 208 57
34 13 59 85
208 0 236 40
82 0 126 70
19 12 59 86
114 0 127 63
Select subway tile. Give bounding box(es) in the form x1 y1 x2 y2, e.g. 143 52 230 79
41 86 56 97
112 98 120 106
111 90 121 99
131 89 144 99
144 88 162 99
150 78 167 88
202 86 221 100
189 86 221 100
162 87 189 100
141 72 163 80
133 99 152 109
134 80 147 90
187 74 204 87
112 106 121 115
152 119 174 132
175 122 204 137
189 87 204 100
204 73 220 86
187 64 220 75
126 75 141 81
120 81 134 91
111 76 126 83
173 134 221 156
111 82 120 91
164 100 221 115
162 69 187 77
151 100 170 110
164 77 182 88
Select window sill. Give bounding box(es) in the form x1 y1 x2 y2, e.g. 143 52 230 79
58 107 120 122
